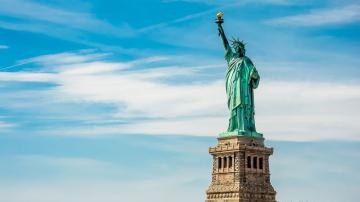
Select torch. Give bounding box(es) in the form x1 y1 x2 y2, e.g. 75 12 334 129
216 12 224 24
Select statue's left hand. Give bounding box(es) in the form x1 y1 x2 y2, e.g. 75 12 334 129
251 70 259 79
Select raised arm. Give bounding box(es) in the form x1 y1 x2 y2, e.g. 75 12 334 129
217 23 231 53
216 13 232 58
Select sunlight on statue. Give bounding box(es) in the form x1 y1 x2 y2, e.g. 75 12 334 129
216 12 262 138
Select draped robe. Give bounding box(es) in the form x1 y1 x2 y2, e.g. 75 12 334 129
225 52 260 133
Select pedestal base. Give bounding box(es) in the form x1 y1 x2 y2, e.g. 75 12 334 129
205 136 276 202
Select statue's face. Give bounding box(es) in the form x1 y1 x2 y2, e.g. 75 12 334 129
235 46 245 56
232 41 246 56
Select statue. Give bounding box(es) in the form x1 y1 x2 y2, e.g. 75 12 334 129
216 12 262 138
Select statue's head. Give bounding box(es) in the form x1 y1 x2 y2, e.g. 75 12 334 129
231 38 246 56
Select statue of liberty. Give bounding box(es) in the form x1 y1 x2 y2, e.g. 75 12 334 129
216 12 262 138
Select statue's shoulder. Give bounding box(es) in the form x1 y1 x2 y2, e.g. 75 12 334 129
243 56 255 66
225 50 234 59
243 56 251 62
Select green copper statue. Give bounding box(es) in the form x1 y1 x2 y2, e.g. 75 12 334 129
216 12 262 138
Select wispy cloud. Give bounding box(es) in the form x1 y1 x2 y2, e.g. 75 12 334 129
137 3 235 33
139 0 293 33
19 50 111 66
267 4 360 26
163 0 291 6
0 150 208 202
0 44 8 49
0 0 136 53
0 120 15 130
1 50 360 141
0 0 133 36
42 79 360 141
0 139 358 202
0 72 55 82
17 155 112 171
0 176 206 202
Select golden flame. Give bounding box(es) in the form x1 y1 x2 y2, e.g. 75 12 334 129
216 12 224 19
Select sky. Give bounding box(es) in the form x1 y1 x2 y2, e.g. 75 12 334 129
0 0 359 201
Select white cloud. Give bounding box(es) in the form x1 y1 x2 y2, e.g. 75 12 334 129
1 142 359 202
163 0 290 6
19 50 110 66
42 116 228 137
0 175 206 202
0 72 55 82
0 120 15 130
0 1 137 53
17 155 112 171
267 4 360 26
44 79 360 141
0 44 8 49
140 0 293 33
0 0 133 36
256 81 360 141
55 75 225 118
2 51 360 141
0 154 207 202
137 5 224 33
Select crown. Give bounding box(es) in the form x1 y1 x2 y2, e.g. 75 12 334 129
230 37 246 48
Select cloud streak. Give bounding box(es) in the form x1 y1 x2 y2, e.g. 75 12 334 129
267 4 360 26
163 0 291 6
1 50 360 141
139 0 294 33
0 0 133 36
0 139 358 202
0 0 138 54
0 120 15 130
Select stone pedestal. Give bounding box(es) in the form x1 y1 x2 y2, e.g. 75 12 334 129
205 135 276 202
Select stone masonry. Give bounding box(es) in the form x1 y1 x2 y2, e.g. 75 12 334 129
205 135 276 202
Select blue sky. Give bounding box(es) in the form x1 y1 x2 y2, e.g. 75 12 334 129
0 0 359 201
